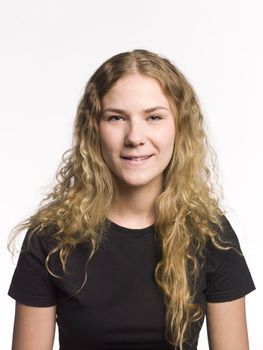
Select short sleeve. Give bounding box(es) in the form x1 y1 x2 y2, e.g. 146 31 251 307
204 215 255 303
8 227 57 307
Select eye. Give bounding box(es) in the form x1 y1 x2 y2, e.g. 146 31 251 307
108 115 124 121
148 115 163 121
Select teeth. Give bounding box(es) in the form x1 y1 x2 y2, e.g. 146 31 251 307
128 156 149 161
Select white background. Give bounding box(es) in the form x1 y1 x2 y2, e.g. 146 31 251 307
1 0 262 348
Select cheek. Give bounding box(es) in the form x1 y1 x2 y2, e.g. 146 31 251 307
161 132 176 165
161 126 176 151
98 132 108 160
99 129 119 158
100 139 113 158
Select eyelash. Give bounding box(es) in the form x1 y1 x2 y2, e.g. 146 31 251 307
107 115 163 121
108 115 123 121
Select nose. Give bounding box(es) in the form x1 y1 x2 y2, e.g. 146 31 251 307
124 120 146 146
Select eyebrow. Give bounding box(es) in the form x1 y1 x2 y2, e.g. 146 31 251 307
102 106 169 114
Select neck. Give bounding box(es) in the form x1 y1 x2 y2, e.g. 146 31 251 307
106 180 162 229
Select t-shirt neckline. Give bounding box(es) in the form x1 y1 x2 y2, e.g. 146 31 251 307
108 219 155 238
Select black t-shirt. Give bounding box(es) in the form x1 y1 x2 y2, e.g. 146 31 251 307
8 216 255 350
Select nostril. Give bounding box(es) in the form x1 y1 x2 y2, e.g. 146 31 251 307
125 140 145 146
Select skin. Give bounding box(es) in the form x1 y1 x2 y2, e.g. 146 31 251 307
206 298 250 350
12 303 56 350
11 73 250 349
99 73 176 228
12 298 250 349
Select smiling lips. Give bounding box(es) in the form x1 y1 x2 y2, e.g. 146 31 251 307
121 154 153 161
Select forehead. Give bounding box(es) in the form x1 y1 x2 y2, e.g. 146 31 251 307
101 74 170 109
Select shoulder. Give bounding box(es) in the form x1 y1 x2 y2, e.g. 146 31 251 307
203 215 255 302
22 224 59 253
196 215 243 267
19 224 58 262
208 215 241 247
204 214 244 273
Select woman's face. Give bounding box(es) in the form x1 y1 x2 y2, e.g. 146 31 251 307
99 73 176 191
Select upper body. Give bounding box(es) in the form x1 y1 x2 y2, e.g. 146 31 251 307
9 216 255 349
8 49 255 349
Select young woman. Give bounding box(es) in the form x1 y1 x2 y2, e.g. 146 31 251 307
8 49 255 350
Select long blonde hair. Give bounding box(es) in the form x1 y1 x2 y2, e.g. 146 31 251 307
9 49 226 349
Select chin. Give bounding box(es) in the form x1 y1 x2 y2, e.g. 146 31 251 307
119 176 161 189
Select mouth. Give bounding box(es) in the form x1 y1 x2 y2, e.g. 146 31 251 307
121 154 153 161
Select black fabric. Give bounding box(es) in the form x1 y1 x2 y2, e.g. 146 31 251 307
8 215 255 350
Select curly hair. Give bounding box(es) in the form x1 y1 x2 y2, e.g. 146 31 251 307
9 49 228 349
